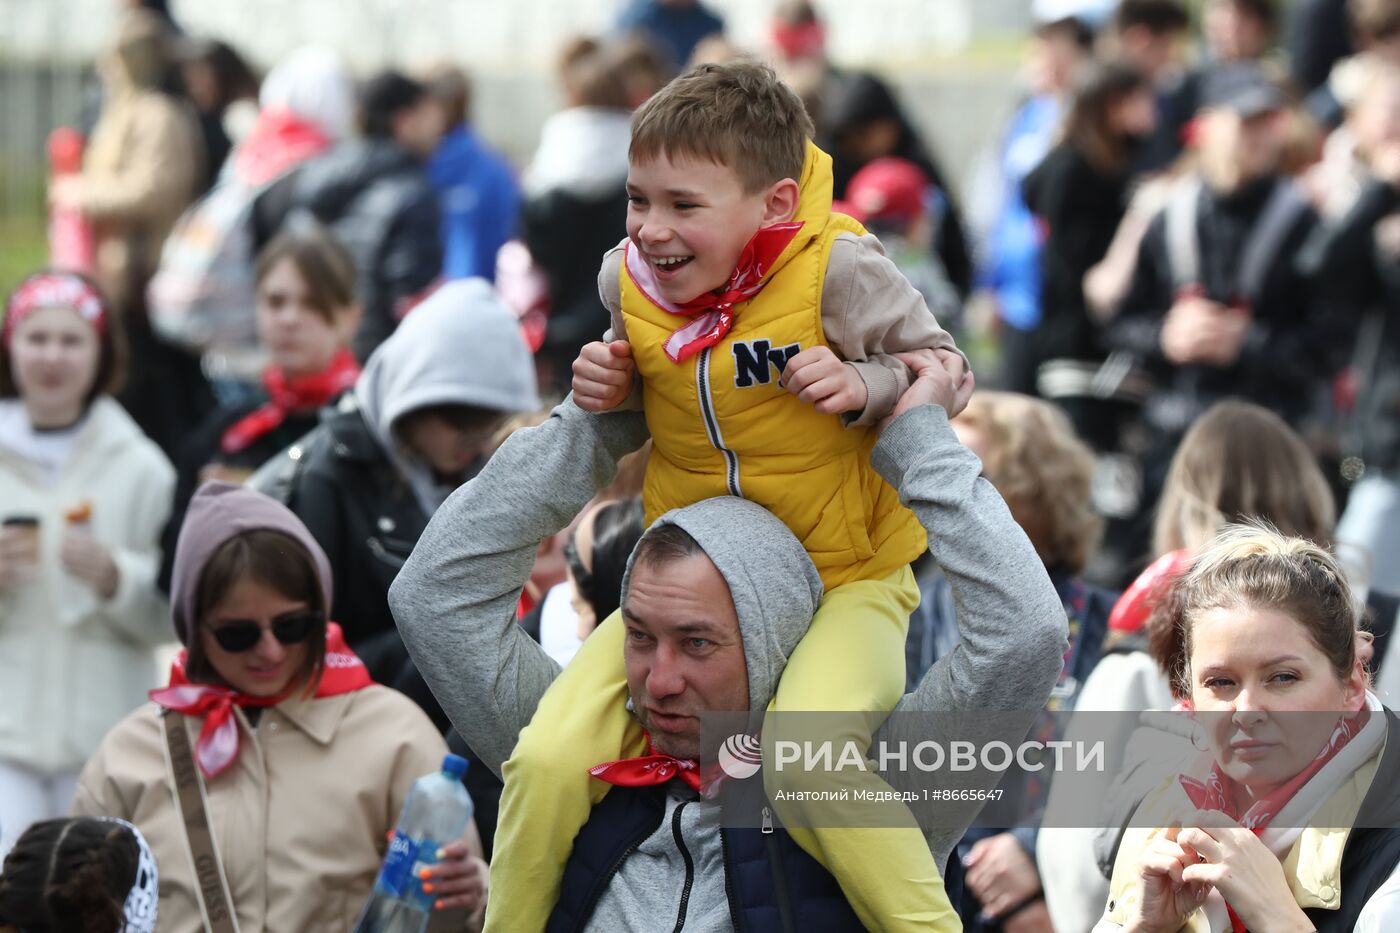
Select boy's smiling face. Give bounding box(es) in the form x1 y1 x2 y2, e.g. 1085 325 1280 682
626 150 799 305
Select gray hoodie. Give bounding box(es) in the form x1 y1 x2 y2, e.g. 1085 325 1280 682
390 401 1068 928
354 277 539 516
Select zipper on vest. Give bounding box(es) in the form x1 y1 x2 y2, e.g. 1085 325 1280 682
720 827 742 931
764 822 799 933
670 801 695 932
575 831 648 932
762 806 774 834
696 347 742 497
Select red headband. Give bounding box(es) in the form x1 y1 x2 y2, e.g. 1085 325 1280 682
3 272 107 346
772 19 826 60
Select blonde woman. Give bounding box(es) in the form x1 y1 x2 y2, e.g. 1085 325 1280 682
908 390 1114 931
1095 523 1400 932
1040 400 1340 932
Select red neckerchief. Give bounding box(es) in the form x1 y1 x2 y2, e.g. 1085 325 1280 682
654 221 804 363
220 349 359 455
149 622 373 777
1178 711 1367 932
233 106 332 188
589 732 726 795
1108 549 1192 633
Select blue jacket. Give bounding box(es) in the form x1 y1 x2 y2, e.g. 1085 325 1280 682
977 94 1062 331
615 0 724 70
427 124 520 282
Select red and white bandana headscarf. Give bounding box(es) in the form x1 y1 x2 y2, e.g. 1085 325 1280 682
3 271 107 346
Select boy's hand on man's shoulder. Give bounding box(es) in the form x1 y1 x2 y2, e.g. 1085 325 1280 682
573 340 635 412
780 346 868 416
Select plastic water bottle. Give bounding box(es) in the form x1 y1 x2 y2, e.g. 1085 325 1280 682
353 754 474 933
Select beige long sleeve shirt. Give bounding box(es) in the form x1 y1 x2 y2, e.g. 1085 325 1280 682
598 232 965 425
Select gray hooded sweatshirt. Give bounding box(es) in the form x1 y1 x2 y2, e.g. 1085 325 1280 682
390 401 1068 930
354 277 540 516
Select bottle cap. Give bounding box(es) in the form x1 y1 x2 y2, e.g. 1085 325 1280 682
442 754 469 779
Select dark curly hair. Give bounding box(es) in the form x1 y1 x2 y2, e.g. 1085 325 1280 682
0 817 139 933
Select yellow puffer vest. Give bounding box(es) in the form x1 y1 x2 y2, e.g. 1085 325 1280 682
620 142 926 589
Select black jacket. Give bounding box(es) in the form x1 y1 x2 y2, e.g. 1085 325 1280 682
158 396 327 593
277 399 430 683
257 139 442 362
1300 177 1400 472
523 184 628 393
1108 175 1325 444
1023 144 1130 366
821 71 975 299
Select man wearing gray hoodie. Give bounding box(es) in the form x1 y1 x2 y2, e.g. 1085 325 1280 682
390 367 1068 931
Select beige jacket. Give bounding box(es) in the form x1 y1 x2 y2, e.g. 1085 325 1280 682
74 686 453 932
0 397 173 774
78 86 202 310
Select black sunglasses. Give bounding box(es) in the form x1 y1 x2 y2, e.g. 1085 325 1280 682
209 611 322 653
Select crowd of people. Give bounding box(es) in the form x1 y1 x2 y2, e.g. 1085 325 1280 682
5 0 1400 930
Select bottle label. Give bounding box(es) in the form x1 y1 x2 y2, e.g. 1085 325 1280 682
407 846 442 910
376 831 424 897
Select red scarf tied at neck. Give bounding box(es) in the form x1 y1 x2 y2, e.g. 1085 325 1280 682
220 349 360 455
149 622 373 777
1178 711 1367 932
590 732 727 796
645 221 804 363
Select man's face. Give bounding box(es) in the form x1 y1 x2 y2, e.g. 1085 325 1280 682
1205 0 1271 62
623 553 749 760
395 98 447 157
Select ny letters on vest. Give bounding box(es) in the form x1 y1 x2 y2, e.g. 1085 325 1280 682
618 141 925 589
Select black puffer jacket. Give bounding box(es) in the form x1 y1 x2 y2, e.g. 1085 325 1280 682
257 138 442 361
1300 177 1400 473
1108 174 1327 446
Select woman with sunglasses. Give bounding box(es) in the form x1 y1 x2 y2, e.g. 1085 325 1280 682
0 271 173 861
72 482 488 931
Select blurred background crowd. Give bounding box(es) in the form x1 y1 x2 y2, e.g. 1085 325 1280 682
4 0 1400 929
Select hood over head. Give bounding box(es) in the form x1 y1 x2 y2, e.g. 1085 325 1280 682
619 496 824 719
259 46 355 141
112 9 172 91
170 481 333 646
355 278 540 446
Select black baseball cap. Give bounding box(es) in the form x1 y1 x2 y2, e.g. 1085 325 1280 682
1201 62 1286 118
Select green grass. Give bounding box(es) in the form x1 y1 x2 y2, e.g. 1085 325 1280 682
0 214 48 298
